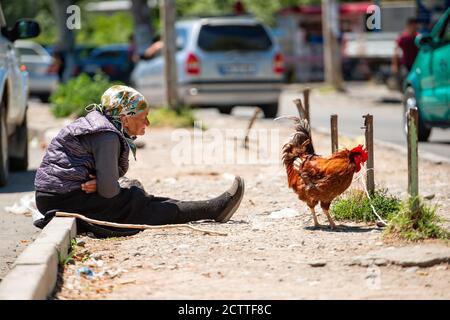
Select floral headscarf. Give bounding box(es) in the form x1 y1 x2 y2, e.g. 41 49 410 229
86 85 149 160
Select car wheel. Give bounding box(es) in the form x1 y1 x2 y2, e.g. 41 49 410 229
9 112 28 172
218 106 233 115
38 93 50 103
0 102 9 186
403 86 431 142
261 103 278 118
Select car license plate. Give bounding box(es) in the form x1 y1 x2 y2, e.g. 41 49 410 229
219 63 256 75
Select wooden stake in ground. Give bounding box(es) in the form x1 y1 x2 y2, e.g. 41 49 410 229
303 88 311 124
407 107 419 197
243 107 262 149
363 114 374 194
293 98 307 122
293 97 312 139
55 212 227 236
330 114 338 153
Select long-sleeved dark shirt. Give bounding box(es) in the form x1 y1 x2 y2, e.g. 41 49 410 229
79 132 121 198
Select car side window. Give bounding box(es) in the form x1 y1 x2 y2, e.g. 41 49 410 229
197 24 272 52
95 51 122 59
176 28 188 51
17 47 39 56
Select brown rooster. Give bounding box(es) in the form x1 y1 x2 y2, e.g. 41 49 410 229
282 117 368 229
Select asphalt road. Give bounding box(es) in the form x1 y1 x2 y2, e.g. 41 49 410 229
0 144 43 279
0 99 69 280
234 83 450 161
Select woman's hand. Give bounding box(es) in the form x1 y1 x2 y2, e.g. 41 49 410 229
81 174 97 193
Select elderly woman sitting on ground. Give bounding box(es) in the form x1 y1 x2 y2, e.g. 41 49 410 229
34 85 244 237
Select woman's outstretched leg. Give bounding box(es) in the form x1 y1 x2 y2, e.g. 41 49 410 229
134 176 245 225
36 177 245 228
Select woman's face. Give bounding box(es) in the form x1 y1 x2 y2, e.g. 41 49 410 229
121 109 150 136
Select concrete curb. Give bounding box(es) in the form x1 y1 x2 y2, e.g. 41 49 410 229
314 126 450 165
0 217 76 300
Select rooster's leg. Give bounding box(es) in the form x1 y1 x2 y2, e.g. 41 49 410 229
323 209 336 229
309 207 320 227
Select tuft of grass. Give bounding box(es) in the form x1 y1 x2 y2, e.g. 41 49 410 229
50 73 199 129
384 197 450 241
148 107 197 128
331 188 401 223
59 239 77 266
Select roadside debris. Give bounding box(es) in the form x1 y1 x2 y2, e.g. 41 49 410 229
269 208 299 219
100 268 127 279
76 239 86 247
77 267 94 279
222 173 236 181
308 261 327 267
4 193 44 222
163 177 178 184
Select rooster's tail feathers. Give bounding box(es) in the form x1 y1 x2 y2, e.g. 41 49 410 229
281 116 315 167
289 117 314 153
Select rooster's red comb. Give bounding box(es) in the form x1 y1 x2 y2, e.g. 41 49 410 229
350 144 368 162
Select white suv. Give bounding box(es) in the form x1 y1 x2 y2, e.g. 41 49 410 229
131 16 284 118
0 5 40 186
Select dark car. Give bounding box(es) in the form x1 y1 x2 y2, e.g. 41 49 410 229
81 44 133 83
72 45 97 77
44 44 96 79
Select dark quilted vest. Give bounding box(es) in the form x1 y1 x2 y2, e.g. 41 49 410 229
34 111 129 193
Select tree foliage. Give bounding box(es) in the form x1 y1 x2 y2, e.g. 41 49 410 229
1 0 43 23
175 0 317 26
77 11 133 45
3 0 339 46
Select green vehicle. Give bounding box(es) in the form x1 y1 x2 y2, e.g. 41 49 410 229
404 8 450 141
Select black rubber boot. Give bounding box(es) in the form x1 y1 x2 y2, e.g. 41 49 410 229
175 176 245 223
214 176 245 222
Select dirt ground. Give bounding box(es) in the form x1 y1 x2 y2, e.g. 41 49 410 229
54 109 450 300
